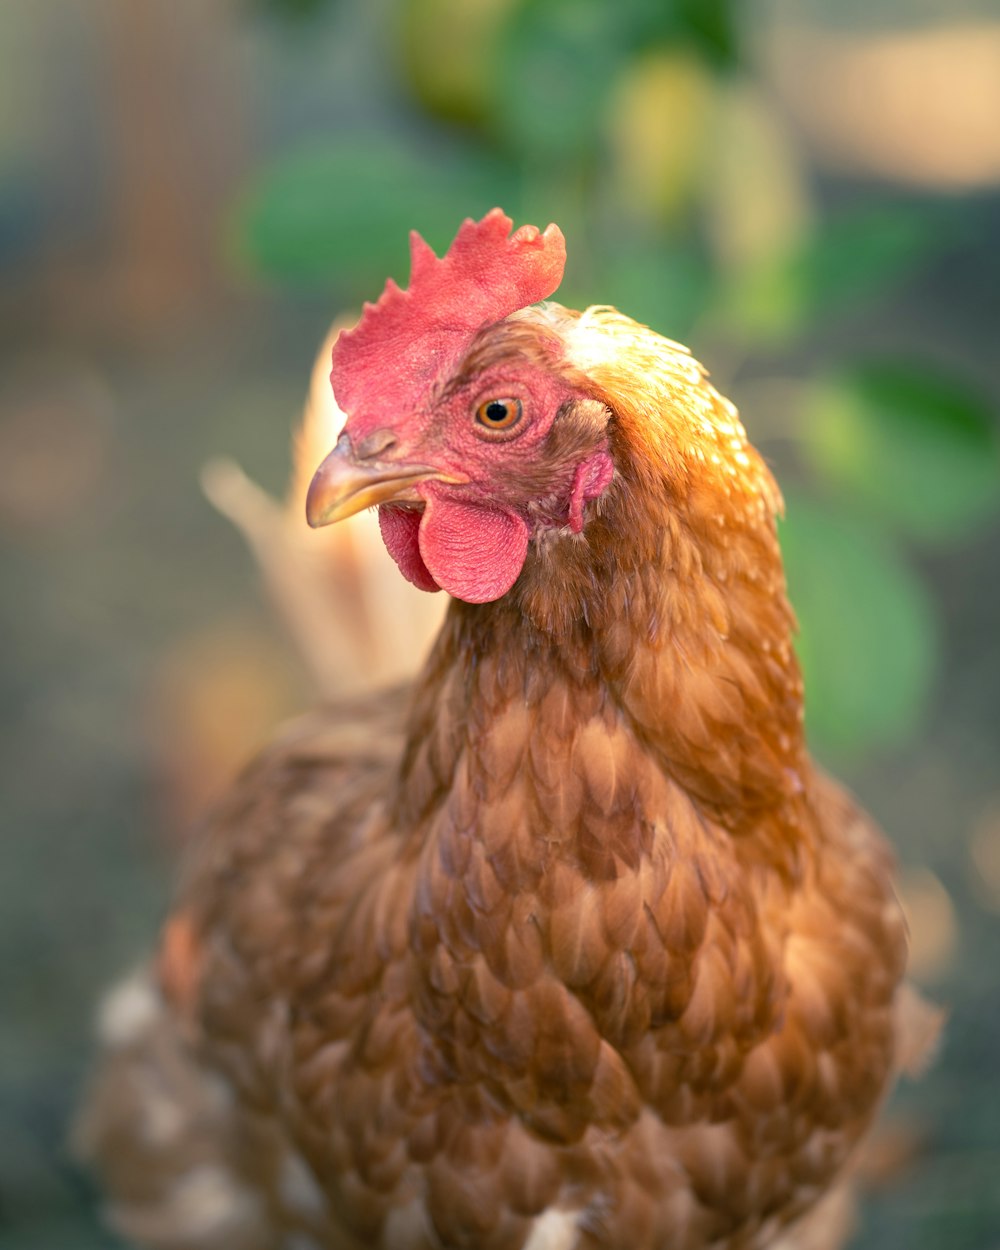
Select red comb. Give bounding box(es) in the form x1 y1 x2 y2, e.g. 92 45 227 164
330 209 566 430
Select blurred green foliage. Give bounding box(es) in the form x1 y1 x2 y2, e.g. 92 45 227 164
779 493 937 754
234 136 510 284
720 202 946 344
229 0 997 761
802 363 1000 544
251 0 337 22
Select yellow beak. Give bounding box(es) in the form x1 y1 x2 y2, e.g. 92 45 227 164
305 434 442 528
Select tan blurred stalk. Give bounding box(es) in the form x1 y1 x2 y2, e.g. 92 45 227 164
204 320 446 699
150 325 448 839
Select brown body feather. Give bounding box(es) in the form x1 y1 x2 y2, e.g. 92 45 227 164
80 308 911 1250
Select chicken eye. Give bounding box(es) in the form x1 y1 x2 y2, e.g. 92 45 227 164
475 397 522 432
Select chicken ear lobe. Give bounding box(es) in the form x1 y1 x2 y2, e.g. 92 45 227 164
418 491 529 604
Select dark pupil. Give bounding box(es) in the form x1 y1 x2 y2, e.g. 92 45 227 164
484 401 509 423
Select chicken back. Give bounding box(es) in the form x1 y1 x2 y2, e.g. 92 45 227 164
79 211 913 1250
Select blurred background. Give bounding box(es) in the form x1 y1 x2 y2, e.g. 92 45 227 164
1 0 999 1246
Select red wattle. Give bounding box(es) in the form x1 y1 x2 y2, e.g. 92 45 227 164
378 506 439 592
419 493 529 604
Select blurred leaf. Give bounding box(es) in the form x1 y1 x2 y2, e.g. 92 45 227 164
803 363 1000 544
798 204 943 316
779 492 936 756
229 136 514 289
714 248 804 343
397 0 520 127
673 0 739 67
614 0 740 66
703 80 811 273
399 0 740 149
491 0 630 163
720 202 944 344
251 0 337 21
607 50 717 226
593 235 712 341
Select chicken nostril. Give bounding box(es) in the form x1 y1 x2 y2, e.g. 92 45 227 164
355 429 399 460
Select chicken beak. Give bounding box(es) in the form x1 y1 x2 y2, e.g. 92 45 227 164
305 433 442 528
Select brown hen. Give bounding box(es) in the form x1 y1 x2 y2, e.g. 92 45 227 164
79 210 927 1250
